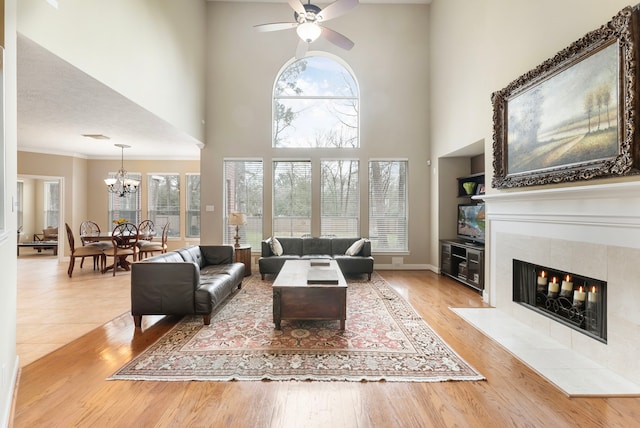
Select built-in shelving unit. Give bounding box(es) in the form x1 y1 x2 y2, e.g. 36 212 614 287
457 172 485 198
440 239 484 293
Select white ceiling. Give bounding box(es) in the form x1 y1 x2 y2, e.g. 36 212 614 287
17 35 203 160
17 0 431 160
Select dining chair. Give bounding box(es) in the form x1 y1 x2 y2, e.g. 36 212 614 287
138 222 169 260
79 220 112 269
65 223 106 278
103 222 139 276
138 220 156 241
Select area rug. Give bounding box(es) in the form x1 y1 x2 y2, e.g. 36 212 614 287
109 273 484 382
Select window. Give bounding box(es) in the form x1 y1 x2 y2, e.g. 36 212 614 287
108 172 141 228
369 161 408 252
224 160 263 248
273 161 311 237
321 160 359 237
147 174 180 237
43 180 59 228
273 55 359 148
186 174 200 238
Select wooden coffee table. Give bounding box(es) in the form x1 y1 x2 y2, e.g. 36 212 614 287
272 260 347 330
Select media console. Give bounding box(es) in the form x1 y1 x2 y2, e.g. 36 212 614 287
440 239 484 294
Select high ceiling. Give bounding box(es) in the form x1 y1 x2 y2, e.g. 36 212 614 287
17 35 203 160
17 0 431 160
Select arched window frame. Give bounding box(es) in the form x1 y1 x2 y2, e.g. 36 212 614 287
272 52 360 148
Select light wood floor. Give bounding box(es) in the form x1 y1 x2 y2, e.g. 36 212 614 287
13 256 640 427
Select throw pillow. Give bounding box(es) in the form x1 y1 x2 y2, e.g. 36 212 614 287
345 238 366 256
270 237 283 256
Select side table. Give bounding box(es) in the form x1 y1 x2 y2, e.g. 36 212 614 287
234 245 252 277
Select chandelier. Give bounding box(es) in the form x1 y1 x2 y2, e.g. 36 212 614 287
104 144 139 197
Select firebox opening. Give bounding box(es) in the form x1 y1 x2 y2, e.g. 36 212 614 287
513 259 607 343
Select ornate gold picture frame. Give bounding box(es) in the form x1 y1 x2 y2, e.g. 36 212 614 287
492 5 640 188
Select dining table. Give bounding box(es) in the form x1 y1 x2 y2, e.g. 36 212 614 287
80 231 154 273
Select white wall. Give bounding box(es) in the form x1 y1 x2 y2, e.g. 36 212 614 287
428 0 634 268
17 0 207 142
202 2 432 267
0 0 18 425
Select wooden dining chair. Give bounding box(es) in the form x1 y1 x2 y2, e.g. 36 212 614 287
137 220 156 241
103 222 139 276
65 223 106 277
138 222 169 260
79 220 112 269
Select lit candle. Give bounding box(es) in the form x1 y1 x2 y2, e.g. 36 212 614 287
588 286 597 303
561 275 573 291
548 277 559 293
537 271 548 286
560 274 573 298
573 286 586 303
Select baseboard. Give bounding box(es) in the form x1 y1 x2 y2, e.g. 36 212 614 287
373 263 435 271
1 356 19 428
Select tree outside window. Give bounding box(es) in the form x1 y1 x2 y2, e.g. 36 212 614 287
147 174 180 237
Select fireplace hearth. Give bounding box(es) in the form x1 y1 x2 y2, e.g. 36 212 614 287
513 260 607 343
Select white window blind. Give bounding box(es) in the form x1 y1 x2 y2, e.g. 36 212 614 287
44 180 60 228
186 174 200 238
321 160 359 237
224 160 263 249
273 161 311 237
368 161 408 252
108 172 141 228
147 174 180 237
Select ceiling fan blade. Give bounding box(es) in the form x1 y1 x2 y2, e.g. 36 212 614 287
295 39 309 59
317 0 359 22
320 26 355 50
254 22 298 33
288 0 307 16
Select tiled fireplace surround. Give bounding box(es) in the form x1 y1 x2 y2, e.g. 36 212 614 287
483 181 640 385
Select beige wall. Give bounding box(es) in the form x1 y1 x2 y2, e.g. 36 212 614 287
18 151 200 255
202 2 431 268
428 0 635 268
17 0 207 141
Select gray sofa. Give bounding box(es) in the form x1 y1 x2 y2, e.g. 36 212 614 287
259 237 374 280
131 245 245 327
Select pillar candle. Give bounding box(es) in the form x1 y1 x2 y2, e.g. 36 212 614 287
561 275 573 292
537 271 547 286
548 277 559 293
588 286 597 303
573 286 586 304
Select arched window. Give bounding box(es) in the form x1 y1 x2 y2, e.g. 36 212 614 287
273 54 359 148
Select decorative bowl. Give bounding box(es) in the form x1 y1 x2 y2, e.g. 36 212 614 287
462 182 477 195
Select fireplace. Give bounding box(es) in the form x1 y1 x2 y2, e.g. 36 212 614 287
481 181 640 385
512 260 607 343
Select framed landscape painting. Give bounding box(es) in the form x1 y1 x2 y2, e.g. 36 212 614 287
492 5 640 188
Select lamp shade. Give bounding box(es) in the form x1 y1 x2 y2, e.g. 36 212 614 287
228 212 247 226
296 22 322 43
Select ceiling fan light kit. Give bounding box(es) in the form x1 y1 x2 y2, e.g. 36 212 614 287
255 0 359 56
296 22 322 43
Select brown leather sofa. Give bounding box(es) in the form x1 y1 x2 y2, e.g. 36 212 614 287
131 245 245 327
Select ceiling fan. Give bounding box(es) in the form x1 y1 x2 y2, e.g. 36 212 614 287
254 0 359 58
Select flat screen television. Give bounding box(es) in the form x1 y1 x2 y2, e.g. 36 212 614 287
457 203 485 244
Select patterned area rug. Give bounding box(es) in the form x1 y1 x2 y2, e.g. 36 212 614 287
109 273 484 382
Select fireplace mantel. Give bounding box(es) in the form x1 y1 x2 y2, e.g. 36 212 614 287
483 179 640 386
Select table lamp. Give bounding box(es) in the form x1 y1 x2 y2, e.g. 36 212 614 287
228 212 247 248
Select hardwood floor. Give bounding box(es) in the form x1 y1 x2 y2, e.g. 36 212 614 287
13 257 640 427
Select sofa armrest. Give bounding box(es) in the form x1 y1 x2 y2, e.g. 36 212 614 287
131 262 200 315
